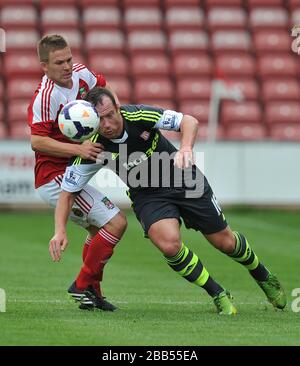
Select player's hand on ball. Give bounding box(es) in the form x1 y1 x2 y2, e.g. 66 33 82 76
49 232 68 261
174 149 194 169
79 140 104 161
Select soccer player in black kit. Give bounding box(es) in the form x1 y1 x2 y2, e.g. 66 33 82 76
49 87 286 314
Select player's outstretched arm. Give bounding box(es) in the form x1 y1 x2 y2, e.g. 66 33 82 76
31 135 103 161
49 190 75 262
174 115 199 169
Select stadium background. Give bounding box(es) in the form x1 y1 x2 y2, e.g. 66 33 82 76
0 0 300 347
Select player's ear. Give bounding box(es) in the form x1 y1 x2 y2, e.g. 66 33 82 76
40 62 48 73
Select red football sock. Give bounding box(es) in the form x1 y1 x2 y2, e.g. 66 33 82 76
82 236 92 262
76 228 119 292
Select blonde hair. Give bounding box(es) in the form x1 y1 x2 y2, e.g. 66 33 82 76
37 34 68 62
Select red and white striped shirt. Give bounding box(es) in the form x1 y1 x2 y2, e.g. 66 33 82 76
27 63 106 188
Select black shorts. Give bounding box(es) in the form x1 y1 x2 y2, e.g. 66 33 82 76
131 177 227 236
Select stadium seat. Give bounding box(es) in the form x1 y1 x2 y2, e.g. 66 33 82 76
5 30 39 51
249 8 289 30
226 79 260 100
9 122 31 140
178 100 210 123
247 0 284 7
106 77 132 104
172 53 213 78
40 0 78 6
8 99 30 123
80 0 118 6
261 79 300 102
0 0 35 4
253 30 291 53
225 122 267 141
41 7 79 29
165 7 205 31
40 29 82 52
290 8 300 26
207 7 247 30
88 53 129 78
127 30 166 53
257 55 298 79
288 0 300 11
221 101 262 125
82 6 121 30
7 78 40 99
164 0 200 6
140 100 176 110
124 7 162 31
169 30 209 55
264 101 300 125
123 0 160 6
0 5 37 29
197 124 225 141
133 78 174 102
211 31 251 53
0 122 7 139
0 102 3 121
85 30 125 52
214 54 256 77
176 78 211 101
4 53 41 78
131 54 170 77
269 123 300 141
205 0 243 7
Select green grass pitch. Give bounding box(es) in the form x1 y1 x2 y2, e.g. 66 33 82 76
0 209 299 346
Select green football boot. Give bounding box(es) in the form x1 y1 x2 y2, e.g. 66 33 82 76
256 272 287 310
213 290 237 315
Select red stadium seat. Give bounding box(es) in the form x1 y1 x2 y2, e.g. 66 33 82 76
172 53 213 78
0 102 3 121
40 0 78 6
164 0 200 6
41 7 79 29
290 9 300 26
123 0 160 6
80 0 119 6
269 123 300 141
7 78 40 99
169 30 209 55
107 77 132 104
88 53 129 78
205 0 243 7
0 5 37 29
133 78 174 102
85 30 125 52
214 54 256 77
225 123 267 141
207 7 247 30
249 8 288 30
221 101 262 125
140 100 176 110
6 30 39 51
178 101 210 123
9 122 31 140
0 0 35 4
165 7 205 31
226 79 260 100
40 29 83 52
289 0 300 10
247 0 284 7
264 102 300 125
262 79 300 102
176 78 211 101
124 7 162 31
82 6 121 30
197 124 225 141
131 54 170 77
257 55 298 78
8 99 30 122
128 30 166 53
0 122 7 139
4 53 41 78
0 80 3 98
211 31 251 53
253 31 291 53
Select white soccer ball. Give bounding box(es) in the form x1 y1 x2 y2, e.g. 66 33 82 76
58 100 100 142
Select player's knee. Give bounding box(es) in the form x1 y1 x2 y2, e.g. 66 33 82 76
217 231 236 253
159 235 181 257
104 211 127 239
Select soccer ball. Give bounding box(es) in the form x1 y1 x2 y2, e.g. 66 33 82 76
58 100 100 142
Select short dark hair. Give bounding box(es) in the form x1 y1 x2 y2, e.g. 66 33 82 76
84 87 117 109
37 34 68 62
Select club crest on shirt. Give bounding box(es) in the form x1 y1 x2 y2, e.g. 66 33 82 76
140 131 150 141
79 87 87 99
102 197 115 209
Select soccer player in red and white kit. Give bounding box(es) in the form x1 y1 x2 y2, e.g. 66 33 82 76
27 34 127 311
